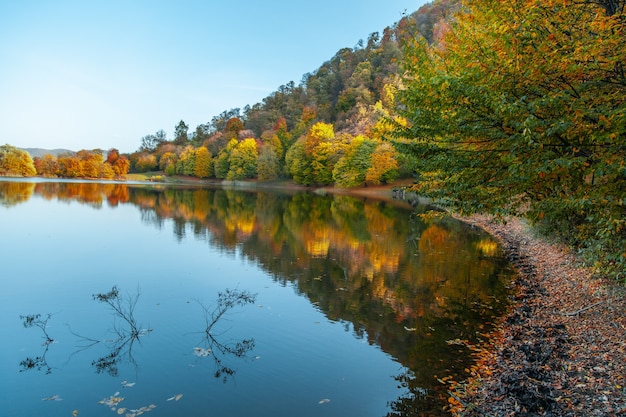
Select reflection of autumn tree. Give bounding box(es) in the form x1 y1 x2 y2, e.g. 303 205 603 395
120 187 508 338
0 181 35 207
9 183 512 412
2 183 514 414
28 182 130 208
102 184 130 206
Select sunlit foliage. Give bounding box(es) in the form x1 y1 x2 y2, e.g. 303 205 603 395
227 138 258 180
0 144 36 177
365 141 399 185
33 154 58 177
175 145 196 176
193 146 213 178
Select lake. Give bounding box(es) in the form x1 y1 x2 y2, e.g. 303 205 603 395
0 179 512 417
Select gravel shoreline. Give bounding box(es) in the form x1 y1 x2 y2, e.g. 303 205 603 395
451 215 626 416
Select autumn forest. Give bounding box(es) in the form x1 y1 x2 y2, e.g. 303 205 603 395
1 0 624 279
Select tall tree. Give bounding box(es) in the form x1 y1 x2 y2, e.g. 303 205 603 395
194 147 213 179
225 117 244 139
33 154 58 177
140 129 167 152
174 120 189 145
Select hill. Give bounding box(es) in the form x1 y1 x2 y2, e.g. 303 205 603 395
22 148 74 158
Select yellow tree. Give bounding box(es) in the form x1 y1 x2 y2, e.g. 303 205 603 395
159 151 177 172
56 155 83 178
365 141 399 185
194 146 213 178
227 138 258 180
0 144 36 177
76 150 104 178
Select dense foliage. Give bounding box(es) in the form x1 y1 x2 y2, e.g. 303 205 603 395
0 144 36 177
32 149 130 179
396 0 625 278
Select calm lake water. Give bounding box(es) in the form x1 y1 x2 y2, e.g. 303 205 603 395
0 179 512 417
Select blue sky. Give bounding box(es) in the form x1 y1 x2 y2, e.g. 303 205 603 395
0 1 426 153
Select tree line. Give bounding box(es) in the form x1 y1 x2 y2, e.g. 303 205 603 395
0 144 130 179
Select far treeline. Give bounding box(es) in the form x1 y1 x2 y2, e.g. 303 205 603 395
1 0 623 279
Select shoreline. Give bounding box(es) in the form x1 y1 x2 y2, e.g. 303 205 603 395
450 215 625 416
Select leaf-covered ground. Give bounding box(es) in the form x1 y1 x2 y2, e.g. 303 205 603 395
450 215 626 416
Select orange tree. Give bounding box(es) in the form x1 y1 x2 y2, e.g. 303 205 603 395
396 0 625 278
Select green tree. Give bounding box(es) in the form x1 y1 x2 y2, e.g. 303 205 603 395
174 120 189 145
0 144 36 177
140 130 167 152
159 151 177 172
215 139 238 179
257 145 281 181
176 145 196 175
397 0 626 278
285 136 313 185
333 136 376 187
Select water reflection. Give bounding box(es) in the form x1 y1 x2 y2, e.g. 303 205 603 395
2 180 512 415
19 284 256 384
189 289 257 382
19 314 55 374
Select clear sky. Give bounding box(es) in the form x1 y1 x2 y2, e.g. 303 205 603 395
0 1 427 154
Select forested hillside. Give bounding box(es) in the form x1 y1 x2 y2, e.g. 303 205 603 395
111 0 460 186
